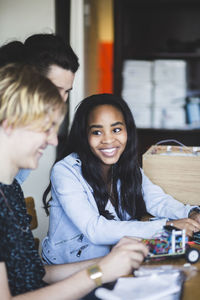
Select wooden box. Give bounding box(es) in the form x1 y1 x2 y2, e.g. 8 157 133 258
142 145 200 205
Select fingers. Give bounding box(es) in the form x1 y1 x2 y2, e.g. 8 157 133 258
115 238 148 257
99 240 148 283
184 220 200 236
187 218 200 229
114 236 142 248
123 236 142 242
114 236 147 248
128 249 147 269
186 228 194 238
172 218 200 237
189 211 200 224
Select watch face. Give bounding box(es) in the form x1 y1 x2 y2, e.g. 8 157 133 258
91 270 102 280
87 265 103 286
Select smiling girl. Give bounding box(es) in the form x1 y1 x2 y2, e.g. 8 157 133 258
42 93 200 264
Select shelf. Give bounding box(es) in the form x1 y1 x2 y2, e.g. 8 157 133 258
137 128 200 165
114 0 200 134
138 128 200 133
120 0 200 9
124 52 200 60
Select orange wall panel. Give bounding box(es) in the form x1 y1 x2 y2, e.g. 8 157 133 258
98 42 113 93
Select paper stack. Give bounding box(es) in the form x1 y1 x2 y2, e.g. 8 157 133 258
121 59 187 129
152 59 187 128
122 60 153 128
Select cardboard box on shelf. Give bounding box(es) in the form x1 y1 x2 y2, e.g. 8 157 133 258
122 59 188 129
153 59 187 85
122 83 153 107
122 60 153 84
153 84 186 108
153 107 186 129
142 145 200 205
130 106 152 128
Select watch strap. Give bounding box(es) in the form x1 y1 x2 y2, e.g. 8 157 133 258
87 265 103 287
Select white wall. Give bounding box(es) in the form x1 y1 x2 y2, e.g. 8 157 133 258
0 0 56 253
0 0 55 45
69 0 85 125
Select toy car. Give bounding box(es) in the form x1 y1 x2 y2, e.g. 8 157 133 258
193 231 200 245
143 225 200 264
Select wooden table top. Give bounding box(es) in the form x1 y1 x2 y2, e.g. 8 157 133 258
84 243 200 300
143 245 200 300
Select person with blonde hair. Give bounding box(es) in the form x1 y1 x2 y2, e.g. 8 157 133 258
0 63 148 299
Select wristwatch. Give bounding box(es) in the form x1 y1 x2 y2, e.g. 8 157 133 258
87 265 103 287
188 207 200 217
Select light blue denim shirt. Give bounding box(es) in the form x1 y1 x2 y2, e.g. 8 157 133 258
42 152 193 264
15 169 31 185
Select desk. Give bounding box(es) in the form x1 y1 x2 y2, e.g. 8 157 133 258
84 245 200 300
139 215 200 299
143 249 200 300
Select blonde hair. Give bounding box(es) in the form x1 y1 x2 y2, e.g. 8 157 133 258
0 63 66 131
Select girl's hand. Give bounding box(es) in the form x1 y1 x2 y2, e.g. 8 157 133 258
98 237 148 284
189 211 200 224
166 218 200 237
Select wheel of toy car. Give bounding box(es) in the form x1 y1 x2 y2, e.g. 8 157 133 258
185 247 200 264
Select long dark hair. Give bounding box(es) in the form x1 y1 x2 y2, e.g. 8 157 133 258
43 94 146 219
